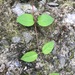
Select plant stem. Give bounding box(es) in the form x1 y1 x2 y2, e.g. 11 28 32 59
31 0 39 51
34 23 39 50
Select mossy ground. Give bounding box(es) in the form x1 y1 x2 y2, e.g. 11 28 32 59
0 0 75 75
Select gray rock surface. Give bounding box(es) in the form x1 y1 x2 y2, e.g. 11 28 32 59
22 32 33 43
59 57 66 68
12 3 37 16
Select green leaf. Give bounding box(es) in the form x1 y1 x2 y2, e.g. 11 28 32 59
42 40 55 54
49 73 59 75
17 14 34 27
21 51 38 62
37 14 54 27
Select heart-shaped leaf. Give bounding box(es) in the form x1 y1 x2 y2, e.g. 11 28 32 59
42 40 55 54
21 51 38 62
37 14 54 27
49 73 59 75
17 14 34 27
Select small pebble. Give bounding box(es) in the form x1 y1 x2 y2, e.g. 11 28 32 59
6 60 22 75
22 32 33 43
12 3 24 16
12 36 21 43
70 58 75 66
12 3 37 16
63 14 75 24
0 64 5 72
35 62 44 69
39 0 46 5
59 57 66 68
6 71 14 75
47 2 59 7
7 60 21 68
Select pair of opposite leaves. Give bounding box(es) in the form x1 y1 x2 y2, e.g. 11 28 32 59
21 40 55 62
17 13 54 27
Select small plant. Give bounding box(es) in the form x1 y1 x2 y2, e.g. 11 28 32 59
49 73 59 75
21 40 55 62
17 13 54 62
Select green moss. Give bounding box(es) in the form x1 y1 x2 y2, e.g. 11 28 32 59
0 0 3 5
69 51 74 59
37 72 43 75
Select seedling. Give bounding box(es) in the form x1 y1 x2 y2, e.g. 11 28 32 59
17 13 54 62
20 40 55 62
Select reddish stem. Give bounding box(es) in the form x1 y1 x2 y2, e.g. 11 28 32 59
31 0 39 50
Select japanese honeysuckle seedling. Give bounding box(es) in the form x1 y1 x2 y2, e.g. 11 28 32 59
17 13 55 62
21 40 55 62
49 73 59 75
17 13 54 27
